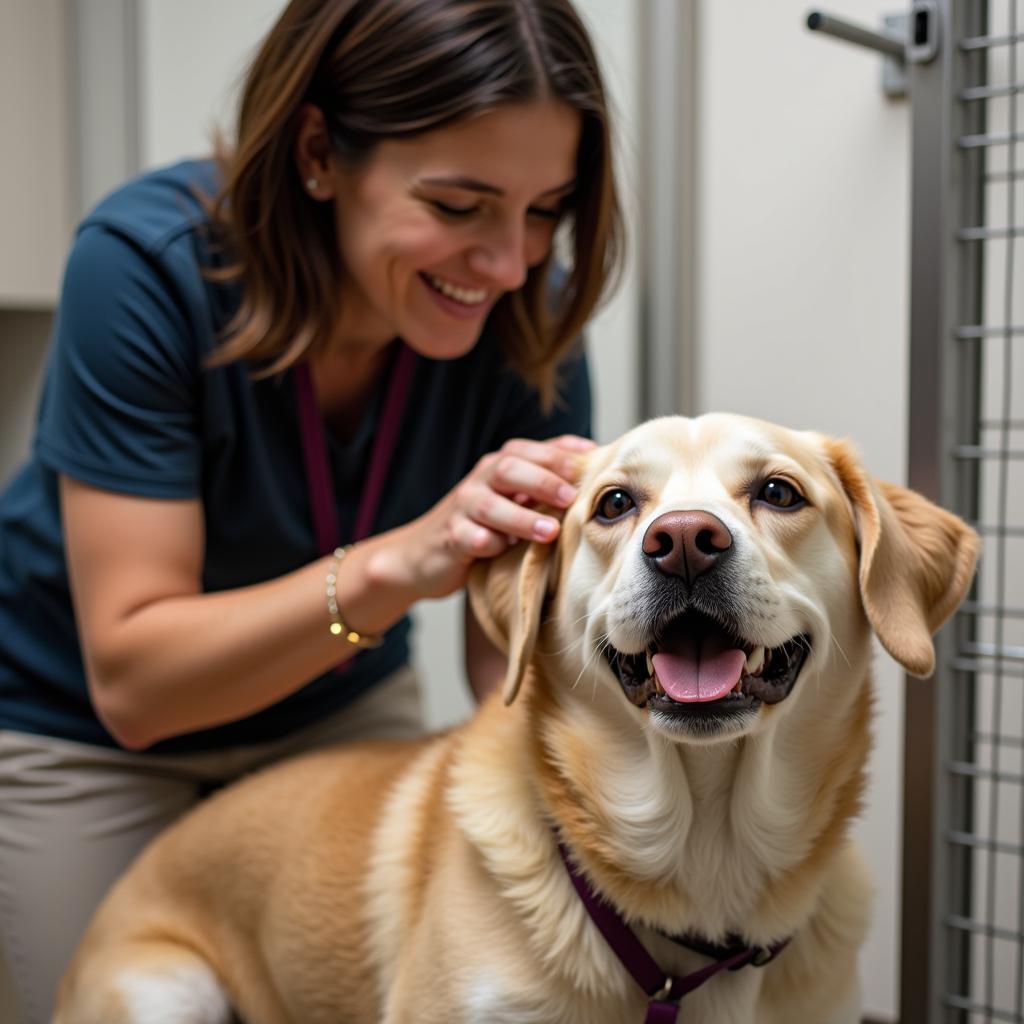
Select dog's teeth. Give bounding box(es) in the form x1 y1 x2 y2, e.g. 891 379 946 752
646 651 655 678
745 646 766 677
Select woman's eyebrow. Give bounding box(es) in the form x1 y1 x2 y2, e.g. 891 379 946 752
418 175 577 197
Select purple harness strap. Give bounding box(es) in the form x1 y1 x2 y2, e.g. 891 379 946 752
557 843 789 1023
294 342 416 670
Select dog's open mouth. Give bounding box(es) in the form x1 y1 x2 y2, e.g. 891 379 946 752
603 611 811 714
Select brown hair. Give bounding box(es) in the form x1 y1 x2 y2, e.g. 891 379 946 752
207 0 623 407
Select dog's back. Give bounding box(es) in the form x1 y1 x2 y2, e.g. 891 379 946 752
55 736 439 1024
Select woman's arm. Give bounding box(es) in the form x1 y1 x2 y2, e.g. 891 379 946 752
62 434 588 749
61 478 416 749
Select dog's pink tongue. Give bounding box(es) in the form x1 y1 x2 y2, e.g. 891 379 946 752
652 632 746 703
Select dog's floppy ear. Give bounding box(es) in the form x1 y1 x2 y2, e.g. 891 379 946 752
826 439 979 677
468 538 557 705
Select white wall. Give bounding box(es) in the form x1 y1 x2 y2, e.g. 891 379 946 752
138 0 279 167
0 0 71 307
696 2 911 1019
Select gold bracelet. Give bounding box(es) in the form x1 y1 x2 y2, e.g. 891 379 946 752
325 546 384 649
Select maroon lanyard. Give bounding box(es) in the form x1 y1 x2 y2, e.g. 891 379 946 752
293 343 416 667
294 342 415 555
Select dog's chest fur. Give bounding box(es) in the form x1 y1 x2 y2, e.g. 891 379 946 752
368 672 872 1023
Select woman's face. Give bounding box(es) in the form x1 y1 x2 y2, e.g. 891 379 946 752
327 98 581 359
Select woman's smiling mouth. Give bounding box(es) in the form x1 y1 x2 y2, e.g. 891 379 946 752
422 273 490 308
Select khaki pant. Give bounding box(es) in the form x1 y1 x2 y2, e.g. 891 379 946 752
0 666 423 1024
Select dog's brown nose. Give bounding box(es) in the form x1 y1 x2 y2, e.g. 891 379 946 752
642 510 733 583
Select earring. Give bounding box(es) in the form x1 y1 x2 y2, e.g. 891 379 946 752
305 177 319 192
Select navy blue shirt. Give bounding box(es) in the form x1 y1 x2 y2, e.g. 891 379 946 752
0 160 590 753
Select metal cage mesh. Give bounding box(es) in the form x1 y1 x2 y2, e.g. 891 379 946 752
940 1 1023 1020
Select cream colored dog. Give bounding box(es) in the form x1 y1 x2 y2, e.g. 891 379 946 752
55 414 978 1024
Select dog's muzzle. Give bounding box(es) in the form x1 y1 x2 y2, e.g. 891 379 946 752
603 509 811 717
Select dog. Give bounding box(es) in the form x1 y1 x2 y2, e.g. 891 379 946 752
54 414 978 1024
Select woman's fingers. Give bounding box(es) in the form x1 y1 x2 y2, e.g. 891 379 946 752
546 433 599 454
451 435 599 550
467 483 562 544
399 436 597 599
449 516 510 560
488 452 576 510
488 436 595 505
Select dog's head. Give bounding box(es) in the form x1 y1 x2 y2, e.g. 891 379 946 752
469 415 979 745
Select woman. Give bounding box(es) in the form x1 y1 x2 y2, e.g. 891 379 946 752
0 0 622 1018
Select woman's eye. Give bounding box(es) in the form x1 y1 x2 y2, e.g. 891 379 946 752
430 199 568 222
527 205 562 221
596 488 636 522
431 200 478 218
756 478 806 510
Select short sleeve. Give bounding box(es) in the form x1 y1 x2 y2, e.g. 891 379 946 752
34 225 202 498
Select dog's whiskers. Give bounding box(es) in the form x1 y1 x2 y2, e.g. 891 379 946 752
827 632 852 669
570 646 603 693
568 610 597 628
551 633 591 658
570 633 611 693
549 609 603 658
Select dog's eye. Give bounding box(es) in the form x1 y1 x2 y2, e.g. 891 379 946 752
596 488 636 522
757 478 806 510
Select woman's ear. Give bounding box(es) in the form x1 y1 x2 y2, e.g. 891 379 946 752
294 104 336 201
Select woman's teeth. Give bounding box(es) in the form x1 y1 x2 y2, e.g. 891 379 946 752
427 275 487 305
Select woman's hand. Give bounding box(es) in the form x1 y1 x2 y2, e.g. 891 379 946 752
378 434 596 600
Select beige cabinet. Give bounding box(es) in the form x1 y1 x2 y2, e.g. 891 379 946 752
0 0 72 308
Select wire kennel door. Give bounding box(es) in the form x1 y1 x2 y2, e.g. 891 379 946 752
903 0 1023 1020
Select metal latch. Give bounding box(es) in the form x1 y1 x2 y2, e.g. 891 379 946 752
806 2 940 98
